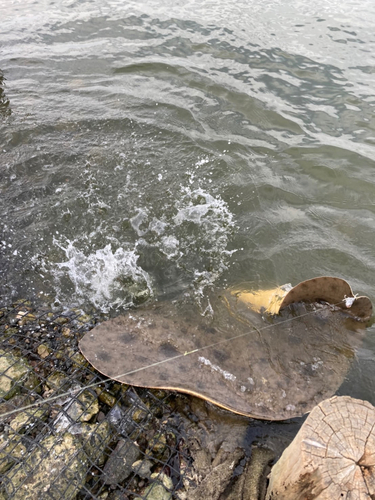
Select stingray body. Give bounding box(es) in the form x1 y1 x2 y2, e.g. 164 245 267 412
80 277 372 421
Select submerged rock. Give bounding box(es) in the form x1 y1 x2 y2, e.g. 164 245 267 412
147 433 167 458
1 432 88 499
132 458 153 478
8 406 48 434
53 386 99 432
143 472 173 500
96 387 117 408
46 370 70 391
0 395 32 425
103 438 141 485
0 434 27 474
70 421 112 465
37 344 52 359
16 311 36 326
0 350 33 400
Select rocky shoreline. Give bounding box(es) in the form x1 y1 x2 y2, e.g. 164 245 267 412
0 299 299 499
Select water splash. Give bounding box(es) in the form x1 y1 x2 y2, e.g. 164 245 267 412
39 163 235 313
126 185 236 305
50 240 153 313
173 187 236 302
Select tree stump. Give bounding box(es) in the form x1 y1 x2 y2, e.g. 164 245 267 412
266 396 375 499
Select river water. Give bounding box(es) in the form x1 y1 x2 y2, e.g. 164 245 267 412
1 0 375 402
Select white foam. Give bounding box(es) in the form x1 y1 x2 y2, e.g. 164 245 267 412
149 218 168 236
130 208 149 236
51 240 152 313
160 235 180 259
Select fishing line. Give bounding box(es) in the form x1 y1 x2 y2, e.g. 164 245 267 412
0 298 359 419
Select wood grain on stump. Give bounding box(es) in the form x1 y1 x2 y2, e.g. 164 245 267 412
266 396 375 500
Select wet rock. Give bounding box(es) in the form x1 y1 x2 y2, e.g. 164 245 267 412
0 395 32 425
16 311 36 326
37 344 51 359
54 350 67 361
132 458 153 478
46 370 70 391
53 386 99 432
0 434 27 474
97 492 110 500
132 407 148 423
0 350 32 400
133 288 150 305
67 349 88 368
103 438 141 485
96 387 117 408
107 491 129 500
76 388 99 420
53 316 69 325
150 390 167 400
189 447 245 500
1 432 88 499
2 327 18 339
151 472 173 489
147 433 167 458
77 313 93 324
23 371 41 394
143 472 173 500
107 404 136 436
70 420 112 465
222 446 275 500
13 300 32 308
8 406 48 434
61 326 73 337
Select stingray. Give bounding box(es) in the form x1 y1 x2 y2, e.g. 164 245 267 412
79 277 372 420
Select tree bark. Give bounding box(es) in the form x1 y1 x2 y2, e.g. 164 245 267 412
266 396 375 499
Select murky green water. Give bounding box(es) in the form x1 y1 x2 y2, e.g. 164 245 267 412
1 0 375 402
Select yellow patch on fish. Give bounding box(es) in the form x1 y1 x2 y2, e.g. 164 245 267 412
231 286 290 315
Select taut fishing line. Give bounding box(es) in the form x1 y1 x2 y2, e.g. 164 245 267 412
0 298 358 419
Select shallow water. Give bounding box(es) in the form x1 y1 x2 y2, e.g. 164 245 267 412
1 0 375 402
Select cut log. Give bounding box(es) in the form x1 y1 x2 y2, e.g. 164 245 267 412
266 396 375 500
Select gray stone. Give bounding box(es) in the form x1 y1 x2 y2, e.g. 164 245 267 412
107 404 136 436
53 386 99 432
103 438 141 485
70 421 112 465
188 447 244 500
132 458 153 478
147 433 167 458
0 395 32 425
143 473 173 500
46 370 70 391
